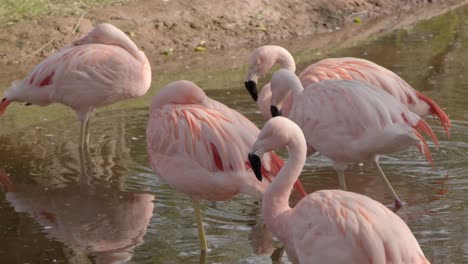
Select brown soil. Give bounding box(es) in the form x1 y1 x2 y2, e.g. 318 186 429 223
0 0 467 67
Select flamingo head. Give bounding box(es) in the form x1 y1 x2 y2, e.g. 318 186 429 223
245 46 296 103
249 116 293 181
248 153 263 181
269 69 303 118
0 98 11 116
270 105 281 117
244 46 280 102
0 80 52 116
245 62 261 102
244 80 258 102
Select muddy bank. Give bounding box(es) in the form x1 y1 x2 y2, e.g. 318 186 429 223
0 0 467 67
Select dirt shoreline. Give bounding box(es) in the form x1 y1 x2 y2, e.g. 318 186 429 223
0 0 467 68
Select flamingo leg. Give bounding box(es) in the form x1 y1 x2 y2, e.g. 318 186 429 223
192 200 208 252
84 112 92 154
336 169 347 190
333 163 348 190
373 159 403 209
79 120 90 187
199 250 207 264
79 110 94 187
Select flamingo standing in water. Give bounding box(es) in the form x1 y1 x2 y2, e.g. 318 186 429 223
244 45 450 137
146 80 307 252
248 117 430 264
269 69 438 208
0 23 152 181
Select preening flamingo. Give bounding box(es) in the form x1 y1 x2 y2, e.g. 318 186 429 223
244 45 450 137
146 80 307 252
0 23 152 181
269 69 438 208
248 117 430 264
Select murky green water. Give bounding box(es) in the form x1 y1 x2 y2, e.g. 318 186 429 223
1 4 468 264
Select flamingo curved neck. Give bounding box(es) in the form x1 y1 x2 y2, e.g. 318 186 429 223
285 78 304 110
81 25 145 62
150 81 205 111
275 48 296 73
112 38 145 62
291 81 304 98
262 135 307 235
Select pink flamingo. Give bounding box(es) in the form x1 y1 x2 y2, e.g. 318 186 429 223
244 45 451 138
269 69 438 208
248 117 430 264
0 23 151 181
146 80 307 252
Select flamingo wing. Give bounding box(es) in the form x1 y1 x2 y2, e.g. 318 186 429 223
21 44 144 112
292 190 430 264
202 96 307 197
299 57 450 137
289 80 436 163
299 58 418 104
148 104 252 173
147 96 307 200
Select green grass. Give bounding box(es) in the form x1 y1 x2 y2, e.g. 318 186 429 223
0 0 127 25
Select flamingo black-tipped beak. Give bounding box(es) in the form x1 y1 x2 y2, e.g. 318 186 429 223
0 98 11 116
245 81 258 102
248 153 263 181
270 105 282 117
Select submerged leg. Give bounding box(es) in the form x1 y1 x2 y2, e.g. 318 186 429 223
192 200 208 253
79 110 94 187
373 158 403 209
83 111 92 154
337 170 347 190
333 163 348 190
79 120 89 187
199 250 207 264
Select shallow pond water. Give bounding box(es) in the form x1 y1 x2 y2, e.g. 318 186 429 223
0 4 467 264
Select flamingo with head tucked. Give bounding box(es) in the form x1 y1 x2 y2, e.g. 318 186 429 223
248 116 430 264
244 45 450 138
146 80 307 253
268 69 438 208
0 23 152 182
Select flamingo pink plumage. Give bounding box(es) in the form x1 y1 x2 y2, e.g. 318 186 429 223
0 23 151 181
269 69 438 208
244 45 450 138
248 116 430 264
146 80 306 252
0 23 151 122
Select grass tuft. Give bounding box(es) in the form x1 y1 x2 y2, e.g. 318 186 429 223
0 0 127 25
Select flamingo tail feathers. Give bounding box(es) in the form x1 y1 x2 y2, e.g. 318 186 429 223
412 129 435 169
414 119 439 149
416 91 451 139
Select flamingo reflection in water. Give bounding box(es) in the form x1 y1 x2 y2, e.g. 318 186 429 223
0 168 154 264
